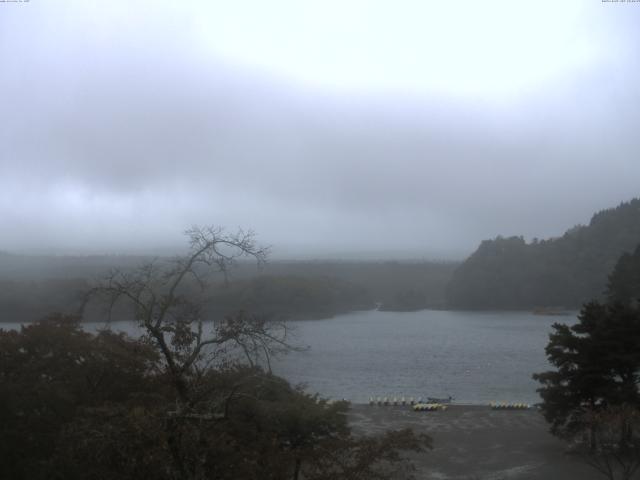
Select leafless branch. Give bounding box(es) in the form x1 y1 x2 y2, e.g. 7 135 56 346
84 225 292 407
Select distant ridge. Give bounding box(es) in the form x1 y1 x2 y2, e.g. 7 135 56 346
446 197 640 309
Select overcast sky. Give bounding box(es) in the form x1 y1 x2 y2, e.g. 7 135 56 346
1 1 639 259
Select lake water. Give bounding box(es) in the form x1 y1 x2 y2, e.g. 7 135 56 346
2 309 574 405
271 310 571 405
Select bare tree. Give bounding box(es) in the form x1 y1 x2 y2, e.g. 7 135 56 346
83 226 306 479
85 226 298 400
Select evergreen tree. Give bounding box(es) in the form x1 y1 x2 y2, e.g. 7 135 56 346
533 248 640 439
607 244 640 307
534 303 640 437
448 198 640 309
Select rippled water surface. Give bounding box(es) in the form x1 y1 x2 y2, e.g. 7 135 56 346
3 309 575 404
269 310 572 404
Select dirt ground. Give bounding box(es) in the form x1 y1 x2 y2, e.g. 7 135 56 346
347 404 602 480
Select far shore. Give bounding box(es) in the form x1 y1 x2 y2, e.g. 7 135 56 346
0 307 581 325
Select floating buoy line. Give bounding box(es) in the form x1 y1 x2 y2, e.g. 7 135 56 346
413 403 448 411
368 397 419 406
363 396 532 411
489 402 530 410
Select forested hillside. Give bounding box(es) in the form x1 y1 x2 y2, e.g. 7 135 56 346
446 198 640 309
0 254 456 322
205 275 374 320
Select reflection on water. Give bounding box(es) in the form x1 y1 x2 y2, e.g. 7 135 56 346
1 309 574 404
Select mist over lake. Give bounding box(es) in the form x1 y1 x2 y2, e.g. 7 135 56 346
3 2 640 478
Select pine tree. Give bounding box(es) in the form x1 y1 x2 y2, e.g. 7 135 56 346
533 246 640 439
607 244 640 307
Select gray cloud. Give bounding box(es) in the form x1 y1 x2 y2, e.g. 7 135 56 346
1 2 640 258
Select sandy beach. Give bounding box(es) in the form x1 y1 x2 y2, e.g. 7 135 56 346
348 404 602 480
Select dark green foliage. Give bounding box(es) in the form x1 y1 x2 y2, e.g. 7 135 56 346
534 248 640 442
0 257 457 323
0 316 430 480
448 198 640 309
253 261 456 311
0 314 159 480
205 275 375 320
533 302 640 437
0 278 90 322
607 244 640 307
1 227 432 479
50 367 350 480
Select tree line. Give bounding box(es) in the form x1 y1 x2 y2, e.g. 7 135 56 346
447 198 640 309
0 256 457 323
